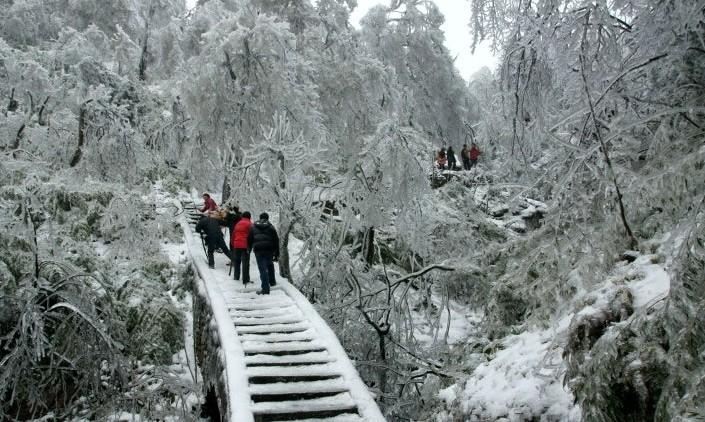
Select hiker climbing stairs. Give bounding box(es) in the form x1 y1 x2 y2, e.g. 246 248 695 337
178 199 385 422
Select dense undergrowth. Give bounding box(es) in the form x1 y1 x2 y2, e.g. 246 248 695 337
0 160 198 420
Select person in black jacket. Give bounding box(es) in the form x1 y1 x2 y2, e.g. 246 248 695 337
447 146 457 170
223 206 241 243
247 212 280 295
195 215 232 269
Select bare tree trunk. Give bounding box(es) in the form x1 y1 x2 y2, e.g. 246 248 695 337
7 87 18 114
37 96 50 126
278 218 292 280
377 330 387 393
138 34 148 81
221 175 231 204
580 11 638 250
70 101 91 167
12 123 25 151
138 2 154 81
275 149 293 279
363 226 375 265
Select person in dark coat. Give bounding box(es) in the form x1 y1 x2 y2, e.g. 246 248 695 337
247 212 280 295
230 211 252 285
195 215 231 269
223 206 241 243
447 146 457 170
461 144 471 170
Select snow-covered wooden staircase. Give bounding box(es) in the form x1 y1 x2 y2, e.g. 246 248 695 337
179 200 385 422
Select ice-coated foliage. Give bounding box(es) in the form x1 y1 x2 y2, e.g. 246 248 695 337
656 209 705 420
1 0 703 419
0 171 191 419
452 0 705 419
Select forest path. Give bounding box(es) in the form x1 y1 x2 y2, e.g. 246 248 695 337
179 200 385 422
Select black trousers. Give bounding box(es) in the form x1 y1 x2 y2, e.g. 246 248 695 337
255 252 276 293
206 235 230 268
232 248 250 283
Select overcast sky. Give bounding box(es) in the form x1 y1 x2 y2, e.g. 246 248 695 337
184 0 497 81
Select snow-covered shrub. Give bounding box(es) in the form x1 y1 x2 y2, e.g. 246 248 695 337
444 265 491 309
0 219 34 282
564 223 704 422
0 162 9 188
439 328 579 422
48 184 114 213
100 193 161 259
0 260 16 292
485 282 530 337
115 271 184 364
0 168 194 419
156 170 190 195
565 311 669 422
655 211 705 420
0 263 124 420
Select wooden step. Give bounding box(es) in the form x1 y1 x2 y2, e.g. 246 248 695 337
245 351 335 366
236 322 311 334
228 300 294 310
240 330 317 343
242 340 326 354
250 392 357 415
235 315 304 326
247 363 341 379
267 414 364 422
249 379 349 396
234 290 288 300
232 307 302 319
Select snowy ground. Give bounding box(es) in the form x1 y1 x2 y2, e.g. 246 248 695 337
434 248 671 421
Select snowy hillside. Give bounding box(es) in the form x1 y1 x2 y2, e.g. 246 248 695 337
1 0 704 421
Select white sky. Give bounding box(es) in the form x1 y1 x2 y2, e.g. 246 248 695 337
184 0 498 81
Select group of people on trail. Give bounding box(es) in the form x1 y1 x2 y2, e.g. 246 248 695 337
195 193 280 295
436 143 481 171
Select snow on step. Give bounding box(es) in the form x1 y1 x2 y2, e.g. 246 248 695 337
234 315 303 326
228 300 293 310
228 291 289 300
249 379 349 396
246 363 341 378
229 298 293 308
242 340 327 354
250 392 356 415
268 415 364 422
231 306 301 319
234 290 288 299
244 351 335 365
236 322 311 334
240 329 317 343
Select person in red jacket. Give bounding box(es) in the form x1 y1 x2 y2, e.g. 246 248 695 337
199 193 218 213
469 143 481 169
230 211 252 285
